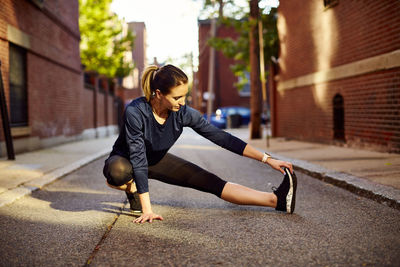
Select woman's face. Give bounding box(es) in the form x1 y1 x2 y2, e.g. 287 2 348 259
158 83 188 112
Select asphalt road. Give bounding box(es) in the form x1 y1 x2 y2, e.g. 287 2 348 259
0 129 399 266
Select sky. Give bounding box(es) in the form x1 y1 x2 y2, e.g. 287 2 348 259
110 0 203 68
110 0 280 69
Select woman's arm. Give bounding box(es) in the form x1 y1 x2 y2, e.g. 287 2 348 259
124 106 163 223
182 107 293 174
242 144 293 174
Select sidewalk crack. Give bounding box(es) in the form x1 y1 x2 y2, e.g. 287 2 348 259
84 200 127 266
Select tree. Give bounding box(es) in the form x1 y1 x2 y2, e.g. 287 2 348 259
248 0 262 139
206 5 279 91
79 0 134 78
201 0 279 138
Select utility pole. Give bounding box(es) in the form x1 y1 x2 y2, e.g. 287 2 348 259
206 0 223 121
258 18 269 147
189 52 197 109
206 18 217 122
249 0 262 139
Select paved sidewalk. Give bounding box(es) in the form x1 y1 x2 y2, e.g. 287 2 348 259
0 135 116 208
0 128 399 209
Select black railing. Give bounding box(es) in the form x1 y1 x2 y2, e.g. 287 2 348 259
0 61 15 160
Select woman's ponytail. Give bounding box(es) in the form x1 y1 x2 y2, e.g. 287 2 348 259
141 65 158 101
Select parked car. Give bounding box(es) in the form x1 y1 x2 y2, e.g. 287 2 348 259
203 106 269 129
203 106 251 129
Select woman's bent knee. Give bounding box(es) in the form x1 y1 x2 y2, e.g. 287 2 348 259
103 155 133 186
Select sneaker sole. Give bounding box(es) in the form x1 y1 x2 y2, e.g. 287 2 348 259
284 168 297 214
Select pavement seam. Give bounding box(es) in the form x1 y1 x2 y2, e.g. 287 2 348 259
269 152 400 210
0 148 111 208
84 201 127 266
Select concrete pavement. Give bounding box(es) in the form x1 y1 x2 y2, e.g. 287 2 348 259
1 128 399 266
0 128 399 209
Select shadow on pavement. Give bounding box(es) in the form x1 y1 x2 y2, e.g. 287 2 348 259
30 189 136 217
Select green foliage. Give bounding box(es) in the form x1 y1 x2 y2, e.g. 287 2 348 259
79 0 135 78
199 0 246 20
205 4 279 90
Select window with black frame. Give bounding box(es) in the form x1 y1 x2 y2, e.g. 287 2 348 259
9 43 28 127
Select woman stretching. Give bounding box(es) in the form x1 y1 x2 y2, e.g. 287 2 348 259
103 64 297 224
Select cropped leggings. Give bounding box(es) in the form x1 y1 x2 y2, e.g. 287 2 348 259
103 153 227 198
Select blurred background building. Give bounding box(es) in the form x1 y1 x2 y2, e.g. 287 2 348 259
1 0 399 156
273 0 400 152
128 21 146 90
114 21 146 107
196 19 250 114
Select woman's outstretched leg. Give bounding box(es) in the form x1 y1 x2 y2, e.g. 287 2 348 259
148 153 296 213
220 182 277 207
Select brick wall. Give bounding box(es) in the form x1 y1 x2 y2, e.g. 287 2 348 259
0 0 83 142
0 0 120 156
275 0 400 152
277 0 400 81
83 87 94 130
29 53 83 137
107 94 115 126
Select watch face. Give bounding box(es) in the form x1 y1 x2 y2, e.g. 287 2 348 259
262 153 271 163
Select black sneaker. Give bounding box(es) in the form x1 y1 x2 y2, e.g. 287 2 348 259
125 191 142 213
272 167 297 214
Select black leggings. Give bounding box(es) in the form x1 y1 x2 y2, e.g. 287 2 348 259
103 153 227 198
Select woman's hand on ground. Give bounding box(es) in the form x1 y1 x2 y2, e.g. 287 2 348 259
267 158 293 174
133 212 164 224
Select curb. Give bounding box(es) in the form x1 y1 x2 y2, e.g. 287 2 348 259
270 152 400 210
0 148 111 208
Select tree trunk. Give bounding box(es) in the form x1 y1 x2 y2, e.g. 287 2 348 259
249 0 262 139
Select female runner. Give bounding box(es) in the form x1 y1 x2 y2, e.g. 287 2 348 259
103 64 297 223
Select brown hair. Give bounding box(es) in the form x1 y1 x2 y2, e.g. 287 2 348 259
141 64 188 101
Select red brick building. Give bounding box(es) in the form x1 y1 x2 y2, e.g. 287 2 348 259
0 0 119 157
196 20 250 113
274 0 400 152
113 21 146 107
128 22 146 90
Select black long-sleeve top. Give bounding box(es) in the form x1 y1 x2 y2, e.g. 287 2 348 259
109 97 247 193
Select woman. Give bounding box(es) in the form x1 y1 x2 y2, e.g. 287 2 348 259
103 64 297 224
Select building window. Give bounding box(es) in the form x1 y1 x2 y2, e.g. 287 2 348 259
324 0 339 9
9 43 28 127
333 94 345 141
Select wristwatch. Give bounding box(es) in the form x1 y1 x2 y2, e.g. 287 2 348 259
262 152 271 163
